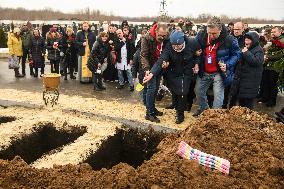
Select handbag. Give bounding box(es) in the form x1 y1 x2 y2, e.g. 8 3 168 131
8 56 20 69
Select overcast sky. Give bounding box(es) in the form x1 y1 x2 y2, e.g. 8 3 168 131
1 0 284 20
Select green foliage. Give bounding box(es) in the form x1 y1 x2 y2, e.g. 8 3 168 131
0 26 7 48
266 49 284 91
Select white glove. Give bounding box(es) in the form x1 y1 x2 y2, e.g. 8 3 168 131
60 52 64 57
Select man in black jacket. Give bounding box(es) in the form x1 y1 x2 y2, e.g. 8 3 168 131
144 31 200 124
141 23 170 123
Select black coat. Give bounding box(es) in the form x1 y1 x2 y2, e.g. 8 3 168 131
234 32 264 99
151 37 200 95
61 34 77 67
30 36 45 68
75 30 96 56
87 39 111 73
46 35 62 61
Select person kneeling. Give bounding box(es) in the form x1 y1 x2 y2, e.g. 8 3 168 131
88 32 110 91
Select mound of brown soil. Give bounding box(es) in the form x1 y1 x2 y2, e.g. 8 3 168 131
0 107 283 188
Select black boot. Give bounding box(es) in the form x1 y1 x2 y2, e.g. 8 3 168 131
145 113 160 123
154 108 163 116
94 84 103 91
70 68 76 79
175 111 184 124
15 68 24 78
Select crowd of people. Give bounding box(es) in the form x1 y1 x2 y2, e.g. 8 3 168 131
5 17 284 124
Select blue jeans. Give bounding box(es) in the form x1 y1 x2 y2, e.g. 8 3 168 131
143 74 161 114
117 69 133 87
195 73 224 111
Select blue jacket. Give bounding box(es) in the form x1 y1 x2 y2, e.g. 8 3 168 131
196 24 241 86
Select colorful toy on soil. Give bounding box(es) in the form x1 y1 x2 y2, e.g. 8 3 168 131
176 141 230 174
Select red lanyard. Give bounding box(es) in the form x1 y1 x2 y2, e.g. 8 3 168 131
207 35 216 54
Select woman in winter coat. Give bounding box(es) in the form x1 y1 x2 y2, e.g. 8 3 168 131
103 24 119 82
61 27 77 80
7 27 24 78
231 32 264 109
88 32 111 91
46 27 62 74
30 28 45 77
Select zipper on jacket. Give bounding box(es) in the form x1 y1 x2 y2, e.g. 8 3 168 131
181 74 184 98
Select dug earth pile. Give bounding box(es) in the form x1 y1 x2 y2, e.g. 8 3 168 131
0 107 283 188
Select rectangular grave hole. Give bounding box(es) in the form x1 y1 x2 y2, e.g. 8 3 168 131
0 123 87 164
0 116 17 124
84 127 167 170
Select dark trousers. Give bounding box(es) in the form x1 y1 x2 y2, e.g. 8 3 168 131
187 79 196 110
172 93 187 117
50 60 60 74
93 73 103 88
143 74 161 115
22 48 33 75
223 84 239 108
34 67 44 77
223 85 230 108
239 98 254 109
261 70 279 104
